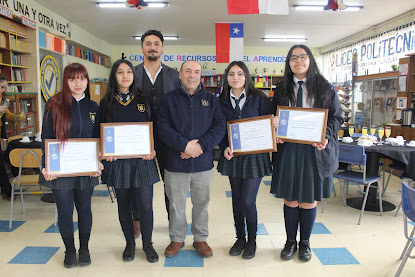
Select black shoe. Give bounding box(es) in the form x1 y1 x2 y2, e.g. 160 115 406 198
229 238 246 256
78 247 91 266
298 240 312 262
123 241 136 262
242 241 256 259
143 242 159 263
64 249 77 268
280 240 297 260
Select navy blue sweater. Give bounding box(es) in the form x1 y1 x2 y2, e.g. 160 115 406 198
157 85 226 173
41 96 100 166
219 93 272 151
99 97 149 123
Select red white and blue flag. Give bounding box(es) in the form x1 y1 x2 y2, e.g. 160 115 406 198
227 0 289 15
216 23 244 63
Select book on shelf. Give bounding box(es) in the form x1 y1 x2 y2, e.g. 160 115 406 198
11 53 25 66
12 69 26 81
7 85 26 93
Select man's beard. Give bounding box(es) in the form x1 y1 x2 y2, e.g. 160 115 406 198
147 53 160 61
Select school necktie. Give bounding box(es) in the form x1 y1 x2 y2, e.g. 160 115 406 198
296 81 304 107
232 94 245 115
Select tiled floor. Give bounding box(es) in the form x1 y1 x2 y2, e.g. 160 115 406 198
0 162 414 276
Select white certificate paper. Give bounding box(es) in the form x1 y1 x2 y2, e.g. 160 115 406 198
277 107 328 144
101 122 154 158
46 139 99 176
228 115 277 155
231 119 273 152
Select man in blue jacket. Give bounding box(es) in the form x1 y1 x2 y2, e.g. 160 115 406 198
157 60 226 258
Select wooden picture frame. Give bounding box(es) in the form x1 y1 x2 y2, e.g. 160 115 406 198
227 115 277 156
45 138 100 177
276 106 328 145
100 122 155 159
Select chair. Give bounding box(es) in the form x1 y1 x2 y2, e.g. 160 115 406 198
8 148 56 229
383 162 406 197
333 144 383 225
395 182 415 277
394 176 414 217
7 135 23 142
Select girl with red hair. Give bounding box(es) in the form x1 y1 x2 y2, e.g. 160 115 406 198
40 63 102 268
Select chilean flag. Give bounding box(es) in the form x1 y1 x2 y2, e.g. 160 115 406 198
216 23 244 63
227 0 289 15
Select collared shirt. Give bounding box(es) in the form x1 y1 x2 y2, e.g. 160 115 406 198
144 64 163 85
116 91 131 103
74 93 85 102
293 76 313 108
180 81 201 96
230 88 246 110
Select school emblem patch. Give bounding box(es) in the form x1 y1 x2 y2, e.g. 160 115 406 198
201 99 209 106
89 112 96 123
137 104 145 112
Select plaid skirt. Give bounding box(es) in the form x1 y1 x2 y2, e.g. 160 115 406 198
270 143 333 203
39 174 99 191
217 152 272 179
102 158 160 189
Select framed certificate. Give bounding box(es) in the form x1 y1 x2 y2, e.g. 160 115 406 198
100 122 155 159
45 139 100 177
276 106 328 145
228 115 277 156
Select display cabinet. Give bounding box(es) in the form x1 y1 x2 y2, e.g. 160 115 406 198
5 93 38 137
1 16 38 137
353 72 398 128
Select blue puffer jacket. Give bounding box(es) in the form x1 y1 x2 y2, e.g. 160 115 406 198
157 84 226 173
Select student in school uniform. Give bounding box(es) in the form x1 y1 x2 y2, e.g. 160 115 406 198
99 59 160 263
40 63 102 268
217 61 273 259
271 45 343 262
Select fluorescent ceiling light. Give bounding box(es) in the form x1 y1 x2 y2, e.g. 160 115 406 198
262 38 307 42
292 5 363 11
96 2 169 8
96 3 125 8
148 3 168 7
293 5 324 11
133 36 178 40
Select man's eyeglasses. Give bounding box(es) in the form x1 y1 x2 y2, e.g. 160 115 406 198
290 54 309 62
0 85 7 90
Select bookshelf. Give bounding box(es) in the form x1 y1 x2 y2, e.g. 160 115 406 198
252 75 283 97
0 15 38 137
66 41 111 68
202 74 222 95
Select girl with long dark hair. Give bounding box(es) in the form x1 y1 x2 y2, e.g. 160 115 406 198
40 63 102 268
99 59 160 263
217 61 273 259
271 45 343 262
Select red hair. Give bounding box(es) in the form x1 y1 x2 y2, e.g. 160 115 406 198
45 63 90 141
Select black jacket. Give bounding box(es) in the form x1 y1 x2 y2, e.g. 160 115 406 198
219 93 272 151
41 96 100 166
272 82 344 179
157 84 226 173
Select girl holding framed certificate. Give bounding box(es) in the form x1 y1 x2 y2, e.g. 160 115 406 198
40 63 102 268
99 59 160 263
271 45 343 262
217 61 273 259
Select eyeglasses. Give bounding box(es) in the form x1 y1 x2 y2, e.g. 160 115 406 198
290 54 309 62
0 85 7 90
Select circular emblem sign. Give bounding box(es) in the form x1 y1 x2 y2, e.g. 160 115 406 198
40 55 60 101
